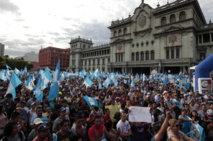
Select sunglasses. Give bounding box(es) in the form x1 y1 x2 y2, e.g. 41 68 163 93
175 124 180 127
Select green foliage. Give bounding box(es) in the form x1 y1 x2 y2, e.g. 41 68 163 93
0 56 33 70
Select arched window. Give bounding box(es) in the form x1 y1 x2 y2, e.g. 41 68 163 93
151 50 155 60
118 29 122 35
170 14 176 23
141 51 144 61
179 11 186 21
161 17 167 25
146 51 149 60
131 52 135 61
136 52 139 61
114 31 117 37
123 28 127 34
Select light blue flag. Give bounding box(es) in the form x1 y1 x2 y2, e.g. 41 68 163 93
48 60 60 101
98 82 102 90
186 123 205 141
24 67 27 74
6 64 11 70
34 76 43 90
83 95 98 107
25 75 34 90
4 69 11 80
178 82 182 88
103 77 111 88
34 86 43 102
83 77 93 87
14 68 20 75
6 72 22 98
181 115 192 134
0 71 7 81
41 68 52 89
130 78 135 87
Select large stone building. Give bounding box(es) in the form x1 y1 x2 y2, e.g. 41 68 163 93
69 0 213 74
0 43 5 57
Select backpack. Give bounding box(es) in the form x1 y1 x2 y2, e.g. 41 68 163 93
2 131 23 141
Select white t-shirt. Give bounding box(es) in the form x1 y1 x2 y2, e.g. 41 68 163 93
116 120 131 133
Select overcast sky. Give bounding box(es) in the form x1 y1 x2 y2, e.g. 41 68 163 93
0 0 212 58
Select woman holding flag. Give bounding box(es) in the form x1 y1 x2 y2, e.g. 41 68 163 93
167 119 195 141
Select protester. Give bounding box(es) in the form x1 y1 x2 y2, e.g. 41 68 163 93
116 112 132 141
88 116 106 141
33 124 49 141
167 119 195 141
52 107 70 133
0 104 8 139
28 118 43 141
0 66 211 141
2 121 26 141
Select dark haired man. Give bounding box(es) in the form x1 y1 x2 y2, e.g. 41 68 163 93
88 116 106 141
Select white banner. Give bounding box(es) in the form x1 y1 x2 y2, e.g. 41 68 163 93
129 106 152 123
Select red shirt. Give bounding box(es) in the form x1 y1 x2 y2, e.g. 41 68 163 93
88 124 105 140
103 115 111 123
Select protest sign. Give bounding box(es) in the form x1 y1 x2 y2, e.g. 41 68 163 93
129 106 151 123
198 78 212 94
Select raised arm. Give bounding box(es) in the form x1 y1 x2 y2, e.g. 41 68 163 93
155 110 170 141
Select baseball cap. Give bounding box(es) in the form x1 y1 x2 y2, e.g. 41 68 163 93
33 118 43 125
37 124 48 132
60 107 66 112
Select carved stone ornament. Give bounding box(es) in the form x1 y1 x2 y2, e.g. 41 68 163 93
138 14 146 28
117 44 122 51
169 35 177 46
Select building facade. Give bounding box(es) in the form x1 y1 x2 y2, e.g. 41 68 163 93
69 0 213 74
69 37 111 72
39 47 70 70
15 51 38 62
0 43 5 57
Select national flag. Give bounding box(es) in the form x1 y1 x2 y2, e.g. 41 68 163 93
130 78 135 87
187 123 205 141
6 72 22 98
103 77 111 88
34 86 43 101
6 64 11 70
0 71 7 81
14 68 20 75
98 82 102 90
83 77 93 87
83 95 98 107
25 75 34 90
48 60 60 101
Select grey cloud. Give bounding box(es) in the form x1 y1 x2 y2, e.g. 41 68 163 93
48 32 60 36
62 22 110 45
4 39 42 57
25 34 40 38
0 0 19 13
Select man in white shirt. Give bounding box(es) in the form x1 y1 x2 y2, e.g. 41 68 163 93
116 112 132 141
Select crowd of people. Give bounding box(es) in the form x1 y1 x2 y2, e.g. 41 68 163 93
0 72 213 141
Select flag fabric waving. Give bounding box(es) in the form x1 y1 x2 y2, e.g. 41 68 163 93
83 95 98 107
6 72 22 98
48 60 60 101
